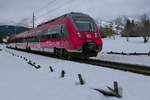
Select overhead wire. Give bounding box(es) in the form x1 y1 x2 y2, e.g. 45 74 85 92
35 0 74 20
34 0 57 13
16 0 57 27
24 0 76 27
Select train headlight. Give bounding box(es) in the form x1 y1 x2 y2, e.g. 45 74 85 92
94 33 99 37
77 32 81 37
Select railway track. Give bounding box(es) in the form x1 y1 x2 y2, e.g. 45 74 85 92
7 47 150 76
74 59 150 76
107 51 150 56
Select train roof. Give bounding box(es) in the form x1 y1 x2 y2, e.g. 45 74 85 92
37 12 91 27
12 12 92 40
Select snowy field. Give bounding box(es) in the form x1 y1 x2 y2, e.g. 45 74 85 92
94 36 150 66
0 44 150 100
102 36 150 53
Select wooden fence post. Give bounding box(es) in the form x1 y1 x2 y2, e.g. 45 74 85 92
61 70 65 78
78 74 85 85
114 81 118 94
49 66 53 72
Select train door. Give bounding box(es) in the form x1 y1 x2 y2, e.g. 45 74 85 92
61 24 68 49
60 25 64 48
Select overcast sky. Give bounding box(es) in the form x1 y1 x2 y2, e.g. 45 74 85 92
0 0 150 26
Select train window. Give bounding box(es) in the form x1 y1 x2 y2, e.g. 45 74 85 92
40 29 48 39
42 30 48 35
47 29 52 34
28 37 34 42
23 38 27 42
40 26 64 39
72 16 96 33
47 28 53 34
35 36 40 42
74 20 96 33
51 26 61 34
26 36 39 42
52 34 56 38
16 38 23 43
36 35 40 42
51 33 61 38
45 34 52 39
47 26 62 39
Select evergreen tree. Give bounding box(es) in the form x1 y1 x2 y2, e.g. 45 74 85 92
131 20 135 27
124 19 131 41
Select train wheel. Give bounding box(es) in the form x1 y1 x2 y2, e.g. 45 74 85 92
54 48 57 55
54 48 60 57
54 48 62 58
63 49 70 60
26 47 31 52
84 57 89 60
58 49 63 58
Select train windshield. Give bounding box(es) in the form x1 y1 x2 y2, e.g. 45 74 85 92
73 18 96 32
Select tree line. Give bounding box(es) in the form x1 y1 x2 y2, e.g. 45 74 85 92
0 32 9 43
123 14 150 43
100 24 115 38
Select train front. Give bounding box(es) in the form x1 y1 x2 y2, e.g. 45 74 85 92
68 13 103 57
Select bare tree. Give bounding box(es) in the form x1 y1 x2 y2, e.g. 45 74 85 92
139 14 150 43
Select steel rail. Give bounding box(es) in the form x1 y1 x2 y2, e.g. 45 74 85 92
74 58 150 76
7 47 150 76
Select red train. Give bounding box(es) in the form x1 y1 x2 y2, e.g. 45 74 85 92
8 12 103 59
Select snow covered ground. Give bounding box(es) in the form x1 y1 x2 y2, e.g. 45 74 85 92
93 36 150 66
102 36 150 53
0 44 150 100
